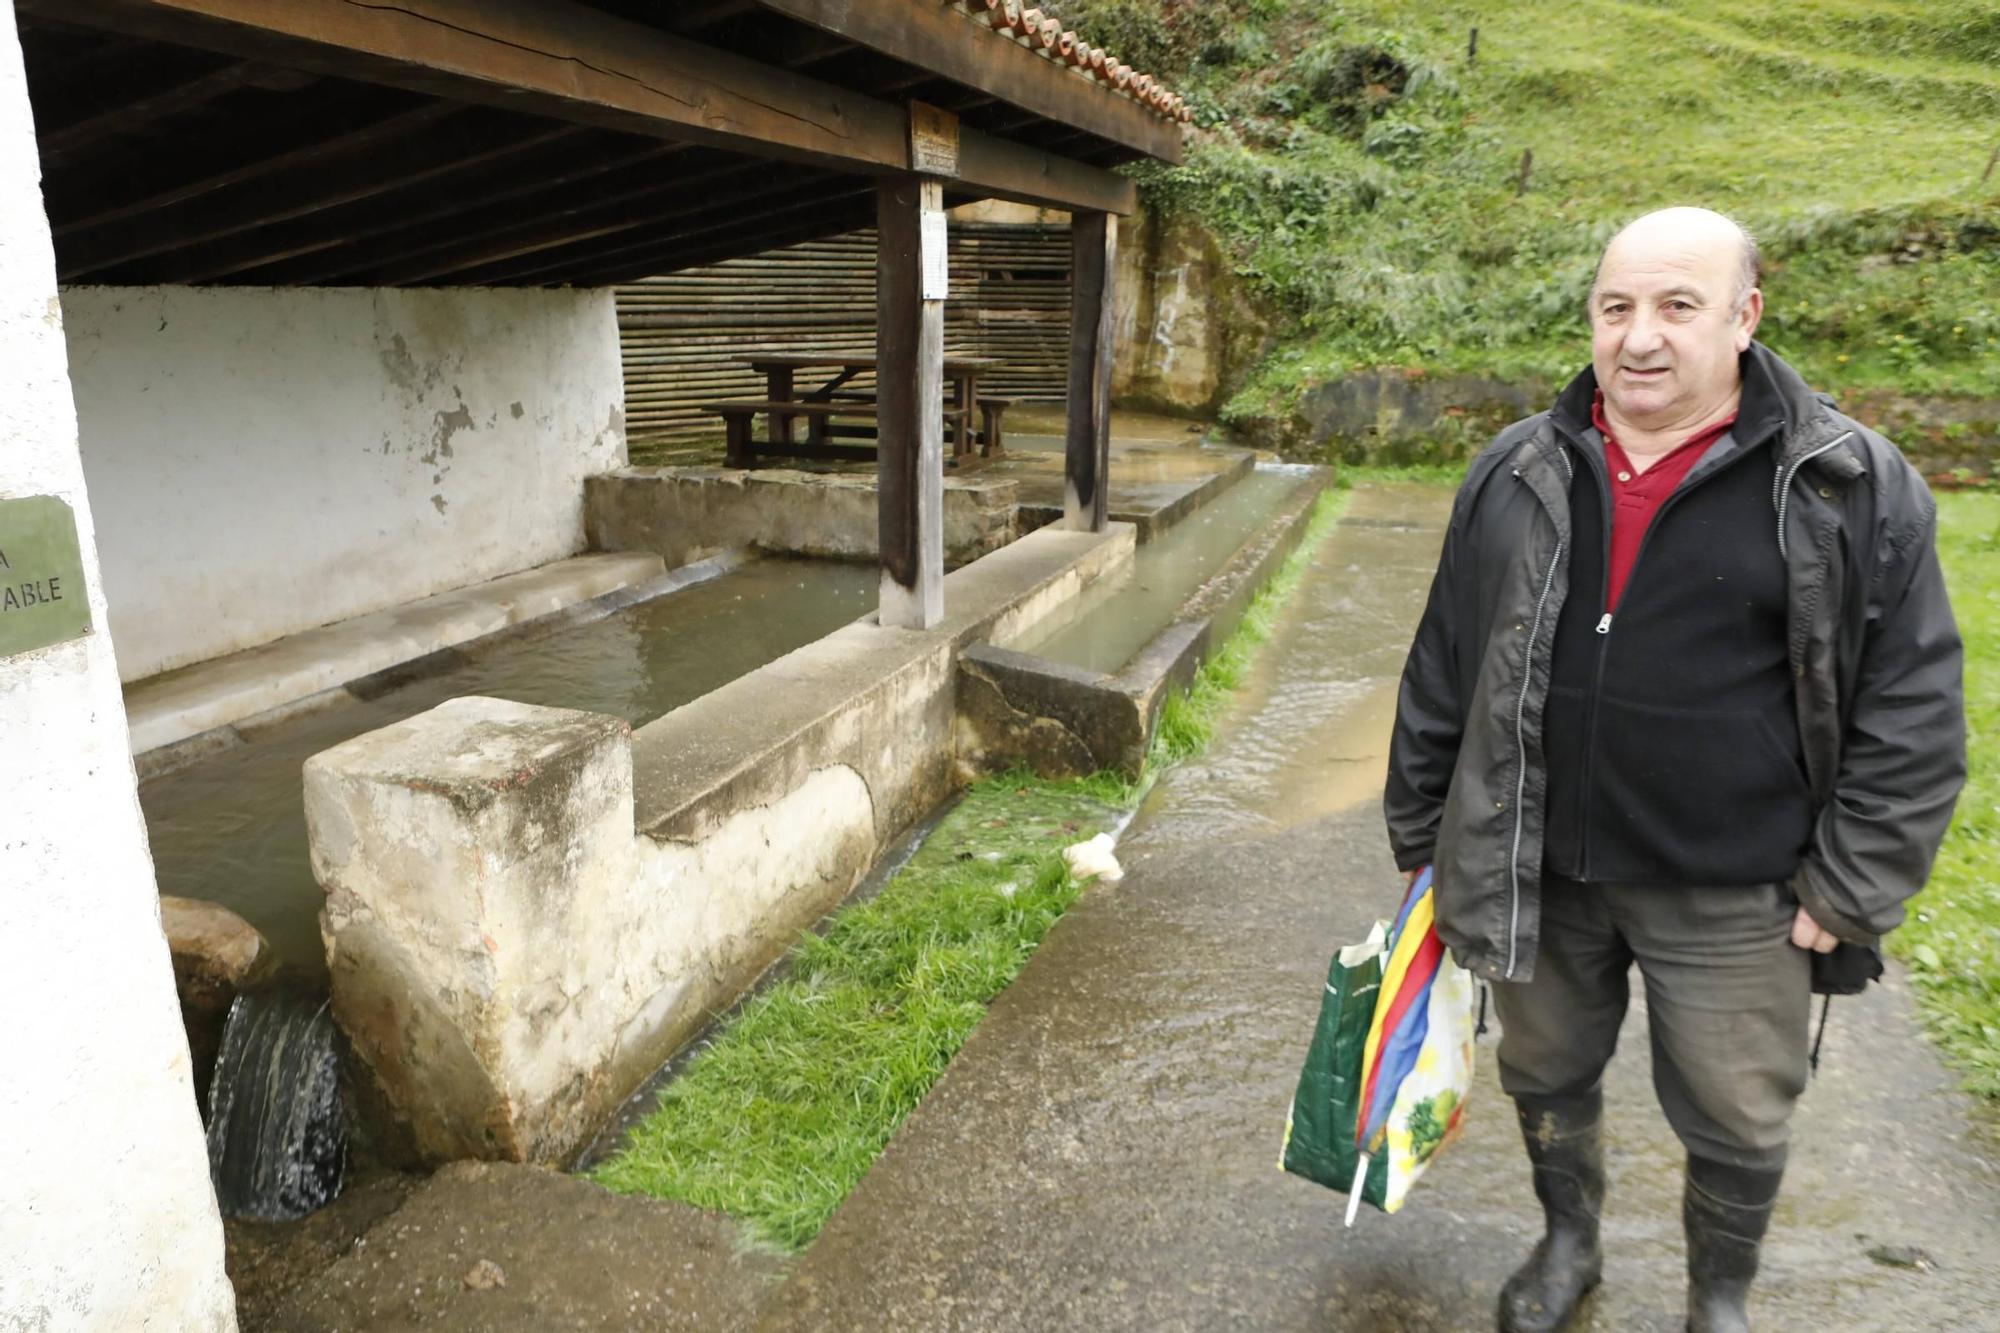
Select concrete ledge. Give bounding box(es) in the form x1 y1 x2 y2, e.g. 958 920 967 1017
954 466 1331 779
1015 447 1254 540
1182 464 1330 643
955 619 1211 779
125 552 665 758
955 643 1139 778
586 466 1018 569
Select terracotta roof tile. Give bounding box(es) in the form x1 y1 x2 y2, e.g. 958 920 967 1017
947 0 1193 124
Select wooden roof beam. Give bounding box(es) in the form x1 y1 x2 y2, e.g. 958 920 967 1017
750 0 1181 163
25 0 1139 215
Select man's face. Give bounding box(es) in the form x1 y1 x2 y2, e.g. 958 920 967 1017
1589 228 1760 428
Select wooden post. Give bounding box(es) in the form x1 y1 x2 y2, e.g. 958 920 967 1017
1065 209 1116 531
876 177 945 628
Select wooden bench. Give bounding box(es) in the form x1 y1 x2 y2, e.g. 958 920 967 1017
695 400 877 467
977 396 1014 457
696 395 1014 467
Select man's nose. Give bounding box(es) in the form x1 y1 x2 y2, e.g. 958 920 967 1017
1625 308 1665 356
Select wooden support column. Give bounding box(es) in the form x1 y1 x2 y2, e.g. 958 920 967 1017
1065 209 1117 531
875 177 945 629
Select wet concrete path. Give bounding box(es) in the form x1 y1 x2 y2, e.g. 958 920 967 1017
757 482 2000 1331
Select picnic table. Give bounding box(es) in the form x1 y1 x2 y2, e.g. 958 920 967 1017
705 351 1008 469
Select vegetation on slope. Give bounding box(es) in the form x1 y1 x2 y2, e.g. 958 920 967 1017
1065 0 2000 437
1901 493 2000 1102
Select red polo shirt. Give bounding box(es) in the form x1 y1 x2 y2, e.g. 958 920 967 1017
1590 391 1738 613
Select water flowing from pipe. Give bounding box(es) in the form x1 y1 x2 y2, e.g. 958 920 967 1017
205 988 346 1221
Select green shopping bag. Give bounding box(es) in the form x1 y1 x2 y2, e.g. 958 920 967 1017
1279 922 1390 1211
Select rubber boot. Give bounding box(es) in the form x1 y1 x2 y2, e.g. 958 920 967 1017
1683 1155 1783 1333
1497 1091 1606 1333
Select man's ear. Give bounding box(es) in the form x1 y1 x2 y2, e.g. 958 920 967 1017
1735 287 1764 350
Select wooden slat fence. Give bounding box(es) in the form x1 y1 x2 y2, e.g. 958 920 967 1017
616 221 1071 444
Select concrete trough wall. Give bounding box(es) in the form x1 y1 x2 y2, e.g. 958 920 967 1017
956 467 1331 779
62 285 628 682
305 521 1133 1166
586 466 1018 569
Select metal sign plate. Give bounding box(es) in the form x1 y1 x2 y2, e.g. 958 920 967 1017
0 495 92 658
920 209 949 301
909 102 960 177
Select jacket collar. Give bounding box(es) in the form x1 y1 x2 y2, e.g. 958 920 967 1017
1545 342 1862 482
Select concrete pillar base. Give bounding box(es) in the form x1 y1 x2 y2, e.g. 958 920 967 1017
307 696 637 1165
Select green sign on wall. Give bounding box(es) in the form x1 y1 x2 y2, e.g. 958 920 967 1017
0 495 92 658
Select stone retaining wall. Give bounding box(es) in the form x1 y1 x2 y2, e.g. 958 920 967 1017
585 466 1019 570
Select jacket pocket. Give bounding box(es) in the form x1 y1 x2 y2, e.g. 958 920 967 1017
1586 696 1814 884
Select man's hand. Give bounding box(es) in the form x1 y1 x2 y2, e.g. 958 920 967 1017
1790 905 1839 954
1403 868 1421 890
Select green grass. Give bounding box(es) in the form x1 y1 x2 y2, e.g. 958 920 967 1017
1061 0 2000 447
590 771 1127 1249
593 487 1353 1248
1894 491 2000 1100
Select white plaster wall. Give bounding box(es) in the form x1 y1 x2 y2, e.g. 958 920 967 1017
0 10 236 1330
60 284 627 681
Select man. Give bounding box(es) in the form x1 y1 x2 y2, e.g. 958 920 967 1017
1384 207 1965 1333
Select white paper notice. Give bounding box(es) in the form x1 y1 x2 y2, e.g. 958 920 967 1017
920 210 949 301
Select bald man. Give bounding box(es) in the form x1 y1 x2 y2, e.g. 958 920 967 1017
1385 208 1965 1332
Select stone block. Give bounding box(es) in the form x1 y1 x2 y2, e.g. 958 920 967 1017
305 696 638 1165
955 644 1145 779
159 895 277 1113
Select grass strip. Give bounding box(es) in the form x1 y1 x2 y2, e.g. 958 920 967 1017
1895 492 2000 1100
592 485 1352 1248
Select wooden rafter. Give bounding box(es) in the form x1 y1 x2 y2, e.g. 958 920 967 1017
217 139 695 286
59 112 587 281
511 195 880 288
452 183 879 287
368 164 842 287
22 0 1138 215
36 59 265 158
44 95 451 234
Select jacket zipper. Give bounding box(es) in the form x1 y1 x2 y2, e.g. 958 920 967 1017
1507 450 1571 979
1571 436 1768 878
1773 432 1853 558
1573 448 1614 880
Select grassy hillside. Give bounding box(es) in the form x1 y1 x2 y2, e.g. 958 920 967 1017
1066 0 2000 436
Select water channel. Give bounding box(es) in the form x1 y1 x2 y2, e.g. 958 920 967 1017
139 556 878 981
1017 465 1317 674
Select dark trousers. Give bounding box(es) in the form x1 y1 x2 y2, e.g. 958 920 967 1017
1491 879 1812 1169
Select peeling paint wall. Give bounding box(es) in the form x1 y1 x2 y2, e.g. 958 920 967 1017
0 8 236 1328
59 285 627 681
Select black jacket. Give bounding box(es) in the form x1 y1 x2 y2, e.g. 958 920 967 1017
1539 360 1812 886
1384 343 1966 983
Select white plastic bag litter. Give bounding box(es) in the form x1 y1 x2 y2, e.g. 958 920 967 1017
1062 832 1124 883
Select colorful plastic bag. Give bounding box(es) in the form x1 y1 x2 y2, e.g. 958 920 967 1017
1280 868 1476 1221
